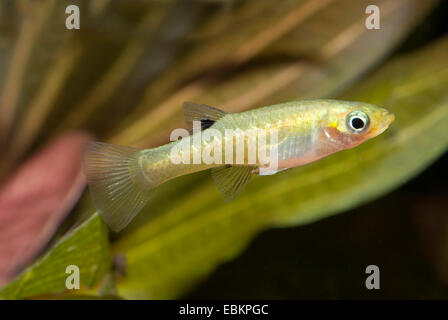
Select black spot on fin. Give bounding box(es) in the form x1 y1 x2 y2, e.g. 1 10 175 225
211 165 255 202
183 101 227 133
200 118 216 130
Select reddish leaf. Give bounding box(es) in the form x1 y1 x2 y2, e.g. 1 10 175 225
0 132 92 286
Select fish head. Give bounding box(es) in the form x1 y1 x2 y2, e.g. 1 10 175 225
324 101 395 149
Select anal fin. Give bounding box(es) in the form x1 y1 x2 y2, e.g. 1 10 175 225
211 165 255 202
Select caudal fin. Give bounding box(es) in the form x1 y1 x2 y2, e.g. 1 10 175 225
84 142 153 232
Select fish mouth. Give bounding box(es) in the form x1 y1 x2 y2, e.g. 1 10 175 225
373 111 395 136
384 112 395 125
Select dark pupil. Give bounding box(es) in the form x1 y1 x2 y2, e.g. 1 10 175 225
351 117 365 129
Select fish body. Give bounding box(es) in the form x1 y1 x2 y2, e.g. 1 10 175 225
85 99 394 231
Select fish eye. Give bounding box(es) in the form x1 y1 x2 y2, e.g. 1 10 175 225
345 111 369 133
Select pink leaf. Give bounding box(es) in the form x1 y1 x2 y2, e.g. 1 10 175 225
0 132 92 286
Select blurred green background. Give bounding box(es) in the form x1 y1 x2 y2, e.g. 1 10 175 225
0 0 447 299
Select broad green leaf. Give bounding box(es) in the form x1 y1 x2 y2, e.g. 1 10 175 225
113 36 448 299
0 213 111 299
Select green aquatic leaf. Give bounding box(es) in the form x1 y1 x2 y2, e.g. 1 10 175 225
112 36 448 299
0 213 111 299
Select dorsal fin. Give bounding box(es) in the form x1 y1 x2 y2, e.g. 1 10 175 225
183 102 227 132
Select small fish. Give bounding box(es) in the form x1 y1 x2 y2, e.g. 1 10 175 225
85 99 394 231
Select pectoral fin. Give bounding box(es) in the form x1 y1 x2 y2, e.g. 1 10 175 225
211 165 255 202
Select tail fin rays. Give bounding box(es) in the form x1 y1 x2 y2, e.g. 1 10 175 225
84 142 153 232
